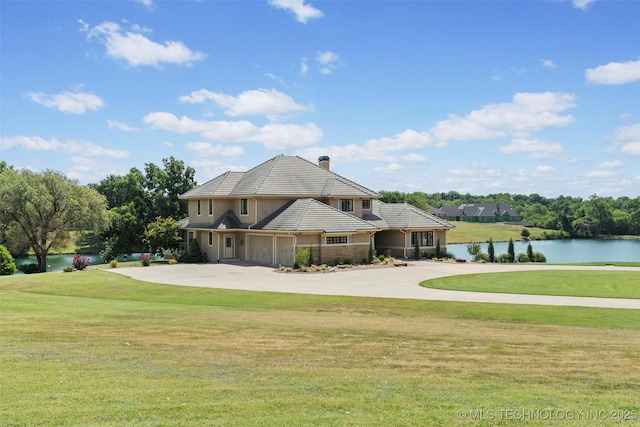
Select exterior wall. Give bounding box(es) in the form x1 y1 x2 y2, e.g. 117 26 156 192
326 197 365 218
374 230 408 258
276 236 294 266
256 198 291 223
295 232 371 265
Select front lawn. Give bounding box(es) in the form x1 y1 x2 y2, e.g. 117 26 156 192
1 271 639 426
421 270 640 299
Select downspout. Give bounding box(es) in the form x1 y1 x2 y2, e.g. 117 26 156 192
217 233 220 263
400 229 408 259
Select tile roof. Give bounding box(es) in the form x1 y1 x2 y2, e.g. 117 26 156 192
370 200 454 229
180 155 379 199
255 199 379 233
179 210 241 230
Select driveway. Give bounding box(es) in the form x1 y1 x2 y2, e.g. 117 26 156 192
109 261 640 309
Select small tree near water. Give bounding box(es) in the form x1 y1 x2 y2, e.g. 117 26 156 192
507 238 515 263
0 245 17 275
487 238 495 263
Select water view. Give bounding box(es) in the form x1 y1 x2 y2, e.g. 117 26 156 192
447 239 640 263
14 253 161 273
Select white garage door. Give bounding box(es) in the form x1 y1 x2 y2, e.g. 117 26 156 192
276 236 294 267
247 235 274 265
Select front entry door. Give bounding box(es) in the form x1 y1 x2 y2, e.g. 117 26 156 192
224 235 234 258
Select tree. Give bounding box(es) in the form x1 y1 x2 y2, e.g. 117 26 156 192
0 169 106 272
466 242 481 259
0 244 17 275
487 238 495 263
527 242 534 262
144 157 196 221
414 236 421 259
144 217 182 257
435 238 441 259
100 203 144 261
507 238 515 263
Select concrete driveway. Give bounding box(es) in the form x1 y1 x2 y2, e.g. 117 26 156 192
109 261 640 309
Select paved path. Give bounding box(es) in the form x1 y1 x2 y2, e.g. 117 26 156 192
109 261 640 309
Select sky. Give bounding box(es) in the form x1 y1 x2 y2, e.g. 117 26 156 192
1 0 639 199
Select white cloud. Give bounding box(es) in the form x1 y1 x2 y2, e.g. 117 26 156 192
499 138 564 159
572 0 598 10
586 59 640 85
84 21 206 68
268 0 323 23
143 112 323 149
25 90 104 114
541 59 557 69
621 142 640 155
0 135 129 158
598 160 623 168
402 153 426 163
374 163 404 173
107 120 140 132
586 170 617 178
491 67 527 81
300 57 309 75
178 88 310 118
135 0 153 8
316 51 340 74
185 142 244 158
431 92 576 144
450 162 502 178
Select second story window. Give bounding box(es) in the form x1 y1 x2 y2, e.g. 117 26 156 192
197 200 202 216
340 199 353 212
240 198 248 215
362 199 371 210
208 199 213 216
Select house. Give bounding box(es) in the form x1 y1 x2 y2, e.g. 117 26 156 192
178 155 454 266
437 203 521 223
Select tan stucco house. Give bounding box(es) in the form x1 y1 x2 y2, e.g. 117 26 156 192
178 155 454 266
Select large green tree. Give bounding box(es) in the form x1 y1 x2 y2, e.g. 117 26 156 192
143 217 182 257
0 169 107 272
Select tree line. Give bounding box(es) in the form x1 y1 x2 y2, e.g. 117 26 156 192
380 191 640 237
0 158 196 272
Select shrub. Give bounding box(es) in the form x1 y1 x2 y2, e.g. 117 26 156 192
414 238 420 259
168 259 178 265
19 263 40 274
371 257 381 264
487 238 495 263
466 242 481 258
63 266 73 273
139 253 153 266
72 255 91 270
110 259 118 268
368 240 374 264
188 238 203 263
521 228 531 239
435 238 441 259
378 254 385 261
527 243 534 262
496 253 512 264
444 252 456 260
533 251 547 263
294 247 311 268
517 252 530 263
474 252 490 262
507 238 515 263
333 257 343 266
0 245 17 275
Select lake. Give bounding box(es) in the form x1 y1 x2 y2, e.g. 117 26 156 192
13 253 160 273
447 239 640 263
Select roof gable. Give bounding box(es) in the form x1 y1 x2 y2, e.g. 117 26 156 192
181 155 379 199
373 200 454 229
256 199 378 233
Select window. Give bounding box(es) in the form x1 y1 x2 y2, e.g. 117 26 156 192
208 232 213 246
188 231 194 243
326 236 348 245
411 231 434 247
340 199 353 212
240 198 248 215
208 199 213 216
197 200 201 216
362 199 371 210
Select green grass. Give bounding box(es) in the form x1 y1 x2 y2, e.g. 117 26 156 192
446 221 553 244
2 271 640 426
422 271 640 299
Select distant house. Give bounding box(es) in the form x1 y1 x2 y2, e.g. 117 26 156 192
178 155 454 266
437 203 521 223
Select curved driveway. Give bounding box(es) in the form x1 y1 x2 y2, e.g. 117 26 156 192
109 261 640 309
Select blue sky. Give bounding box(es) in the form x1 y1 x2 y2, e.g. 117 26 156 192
1 0 639 198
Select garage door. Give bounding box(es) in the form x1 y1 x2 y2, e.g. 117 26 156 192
247 235 274 265
276 236 294 267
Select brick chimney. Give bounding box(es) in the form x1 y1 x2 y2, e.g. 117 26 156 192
318 155 330 171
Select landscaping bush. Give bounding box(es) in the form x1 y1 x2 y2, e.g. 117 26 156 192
168 259 178 265
63 266 73 273
0 244 17 275
110 259 118 268
487 238 495 263
139 254 153 266
179 238 204 263
517 252 530 263
533 251 547 263
71 255 91 270
474 252 490 262
19 263 40 274
496 253 513 264
294 247 311 268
